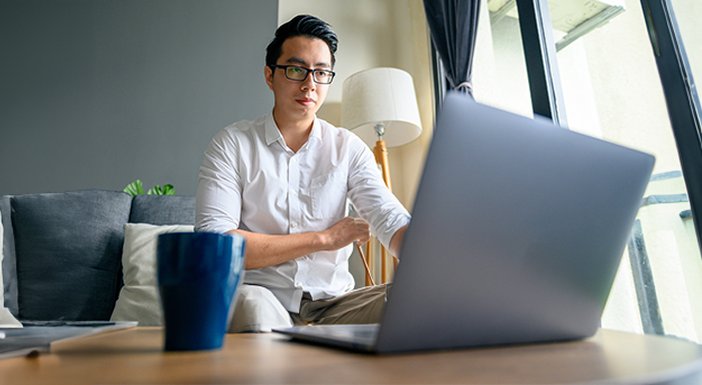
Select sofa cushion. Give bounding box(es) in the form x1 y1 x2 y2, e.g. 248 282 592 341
111 223 193 325
129 195 195 225
12 190 132 320
1 196 18 315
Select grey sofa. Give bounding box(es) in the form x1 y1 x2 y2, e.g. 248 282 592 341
1 190 195 321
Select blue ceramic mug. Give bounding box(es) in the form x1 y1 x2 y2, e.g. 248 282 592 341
157 232 245 351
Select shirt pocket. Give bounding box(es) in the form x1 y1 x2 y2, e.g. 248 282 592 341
310 170 348 219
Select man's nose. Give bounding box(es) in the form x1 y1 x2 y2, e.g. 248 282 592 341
300 72 316 91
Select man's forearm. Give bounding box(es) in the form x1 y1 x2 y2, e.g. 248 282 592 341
229 217 372 270
229 229 326 269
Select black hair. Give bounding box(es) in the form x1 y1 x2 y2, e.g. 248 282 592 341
265 14 338 68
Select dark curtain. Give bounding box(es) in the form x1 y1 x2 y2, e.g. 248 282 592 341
423 0 481 96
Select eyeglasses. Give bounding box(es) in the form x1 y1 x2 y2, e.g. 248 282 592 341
270 64 336 84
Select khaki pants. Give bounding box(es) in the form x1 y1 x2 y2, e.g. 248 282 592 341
290 284 390 325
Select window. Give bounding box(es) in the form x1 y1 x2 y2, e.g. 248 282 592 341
470 0 702 342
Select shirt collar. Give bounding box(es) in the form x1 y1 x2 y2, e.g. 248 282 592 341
264 113 323 149
264 113 284 146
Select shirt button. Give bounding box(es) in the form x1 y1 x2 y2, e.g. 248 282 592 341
291 222 297 228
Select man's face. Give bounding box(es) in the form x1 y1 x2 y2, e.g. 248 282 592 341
265 36 333 123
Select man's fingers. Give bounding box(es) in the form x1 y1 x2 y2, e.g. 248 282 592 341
356 222 371 243
331 216 371 247
356 220 370 242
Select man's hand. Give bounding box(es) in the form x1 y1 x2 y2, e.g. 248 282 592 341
321 217 371 250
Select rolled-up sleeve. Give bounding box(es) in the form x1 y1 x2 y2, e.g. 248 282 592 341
196 129 242 233
347 139 411 250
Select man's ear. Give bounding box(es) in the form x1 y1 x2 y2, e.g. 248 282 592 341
264 66 274 90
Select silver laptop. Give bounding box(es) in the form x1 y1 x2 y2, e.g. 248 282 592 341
274 92 655 354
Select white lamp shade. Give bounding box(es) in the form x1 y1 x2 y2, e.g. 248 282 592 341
341 67 422 147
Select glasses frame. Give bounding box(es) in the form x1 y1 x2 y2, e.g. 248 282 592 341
270 64 336 85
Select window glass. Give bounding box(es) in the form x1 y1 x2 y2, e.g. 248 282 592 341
473 0 533 117
670 1 702 100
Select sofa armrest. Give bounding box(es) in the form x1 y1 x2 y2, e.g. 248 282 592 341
1 195 18 316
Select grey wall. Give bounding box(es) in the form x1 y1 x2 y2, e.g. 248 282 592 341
0 0 277 196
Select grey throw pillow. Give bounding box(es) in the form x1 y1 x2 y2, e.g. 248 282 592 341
12 190 132 320
129 195 195 225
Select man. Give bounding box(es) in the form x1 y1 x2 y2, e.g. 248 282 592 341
196 15 410 325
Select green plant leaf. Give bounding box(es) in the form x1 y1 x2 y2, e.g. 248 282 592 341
147 184 175 196
123 180 145 196
161 184 175 195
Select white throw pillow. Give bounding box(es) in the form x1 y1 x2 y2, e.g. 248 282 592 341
110 223 193 325
111 222 293 332
0 215 22 327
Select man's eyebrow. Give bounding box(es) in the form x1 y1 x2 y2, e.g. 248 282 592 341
285 57 332 69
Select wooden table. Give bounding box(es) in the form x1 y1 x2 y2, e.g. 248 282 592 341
1 327 702 384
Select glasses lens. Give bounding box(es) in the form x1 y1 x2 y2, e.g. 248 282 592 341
313 70 334 84
285 66 307 81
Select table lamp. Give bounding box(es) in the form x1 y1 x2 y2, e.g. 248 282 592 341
341 67 422 284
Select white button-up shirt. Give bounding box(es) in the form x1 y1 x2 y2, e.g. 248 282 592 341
196 114 411 312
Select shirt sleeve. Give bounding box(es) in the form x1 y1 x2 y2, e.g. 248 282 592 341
195 129 242 233
347 138 411 250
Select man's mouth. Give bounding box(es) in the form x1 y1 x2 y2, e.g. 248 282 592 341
296 97 315 106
